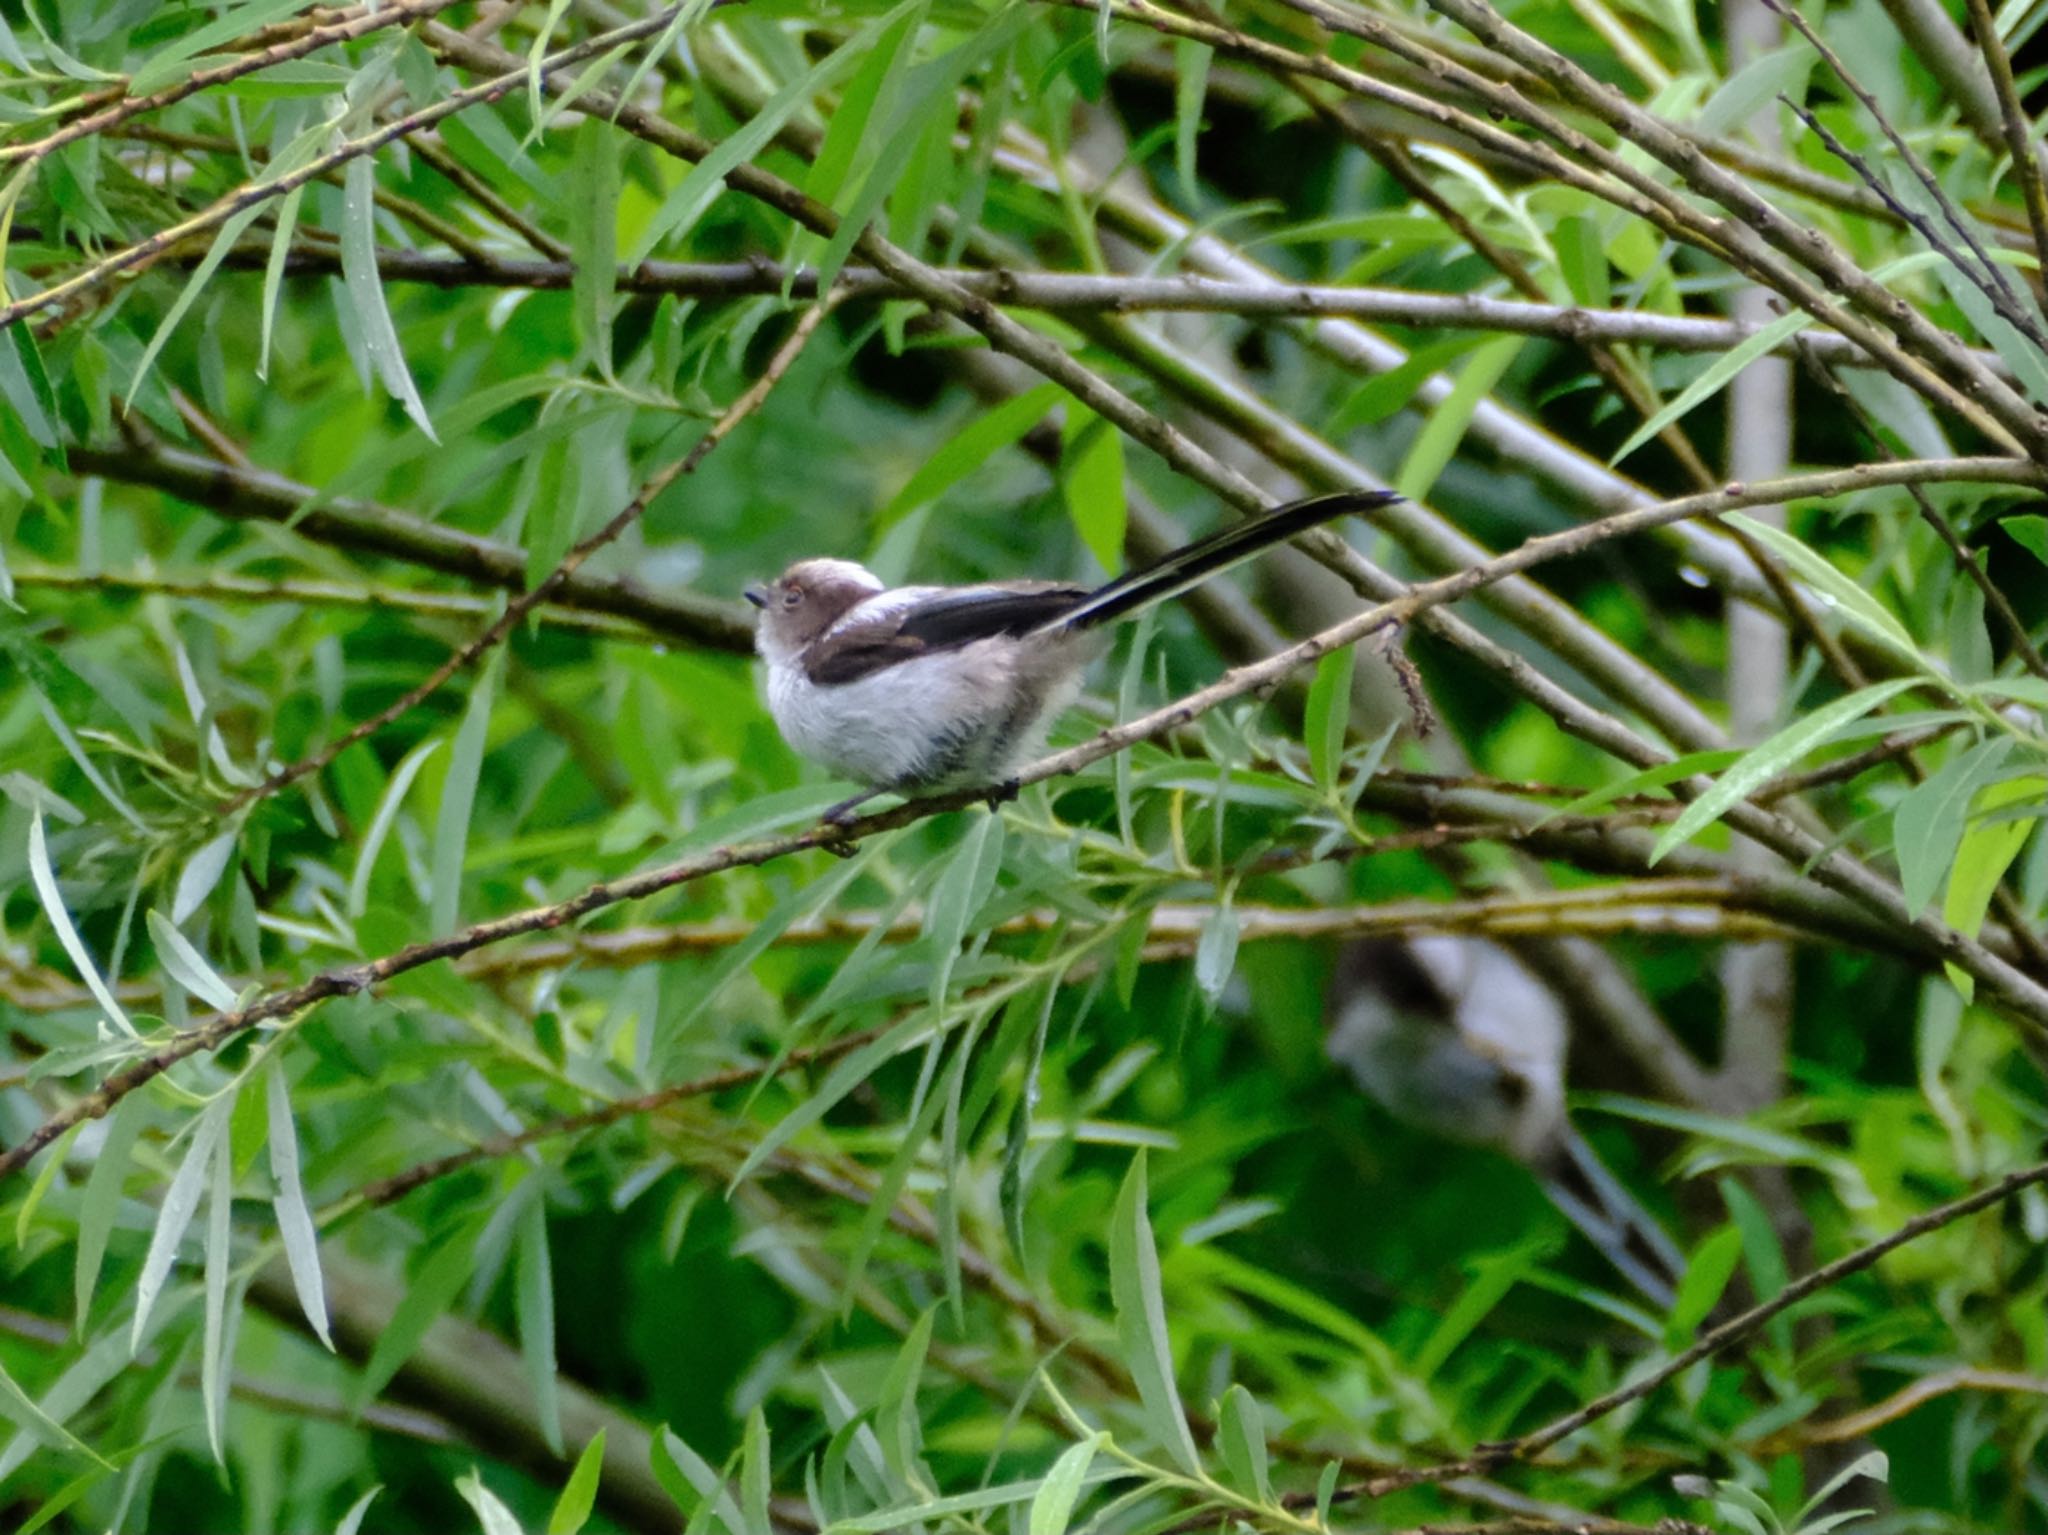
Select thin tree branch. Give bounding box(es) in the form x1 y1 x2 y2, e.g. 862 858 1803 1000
1760 1367 2048 1449
1352 1155 2048 1499
68 439 753 651
448 882 1817 983
1763 0 2047 354
10 567 656 641
1960 0 2048 298
127 242 1966 366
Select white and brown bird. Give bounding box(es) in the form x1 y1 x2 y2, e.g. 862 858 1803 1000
746 489 1397 823
1327 934 1686 1307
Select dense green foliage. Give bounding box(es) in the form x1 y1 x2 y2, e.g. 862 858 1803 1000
3 1 2048 1532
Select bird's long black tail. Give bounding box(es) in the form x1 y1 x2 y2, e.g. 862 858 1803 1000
1539 1126 1688 1309
1046 489 1400 633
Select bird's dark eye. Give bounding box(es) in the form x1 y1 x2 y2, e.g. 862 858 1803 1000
782 590 801 607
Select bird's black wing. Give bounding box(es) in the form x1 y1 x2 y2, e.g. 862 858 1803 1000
802 583 1089 686
896 584 1089 645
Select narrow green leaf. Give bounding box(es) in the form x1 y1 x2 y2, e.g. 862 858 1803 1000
340 155 438 440
1412 1248 1533 1379
629 12 891 263
146 910 238 1012
1539 747 1746 824
265 1056 330 1349
843 1043 953 1306
517 1189 563 1454
829 1474 1106 1534
258 181 304 381
872 383 1063 535
1941 774 2042 998
1894 737 2010 916
0 1357 109 1467
15 1122 78 1250
806 1 923 208
75 1094 145 1330
1665 1225 1743 1348
431 655 498 936
127 204 266 417
524 0 574 129
133 1093 233 1350
810 10 1022 294
1719 1177 1792 1355
740 1408 771 1535
335 1487 383 1535
457 1468 525 1535
730 1010 930 1189
569 118 619 370
1173 38 1211 194
31 688 146 831
356 1219 482 1405
887 80 954 258
349 738 441 921
201 1108 234 1462
1395 334 1522 501
1217 1385 1270 1502
2002 513 2048 565
1650 679 1919 863
1725 512 1923 664
672 841 879 1040
173 829 238 925
1798 1450 1890 1521
1060 406 1126 573
1611 308 1809 466
1555 215 1609 308
611 0 711 123
1695 40 1815 137
1028 1434 1101 1534
1193 898 1238 1007
1109 1152 1201 1474
547 1431 606 1535
1305 646 1355 788
876 1307 934 1488
29 809 137 1037
1315 1461 1340 1527
1000 967 1059 1261
0 322 59 449
924 810 1005 1010
653 1427 747 1534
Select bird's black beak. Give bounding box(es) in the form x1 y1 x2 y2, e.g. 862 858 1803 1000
744 584 769 610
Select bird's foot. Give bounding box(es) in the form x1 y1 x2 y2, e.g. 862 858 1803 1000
984 777 1021 813
820 788 882 830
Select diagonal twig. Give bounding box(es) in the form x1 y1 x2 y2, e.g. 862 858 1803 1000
1310 1154 2048 1508
1763 0 2048 354
1960 0 2048 284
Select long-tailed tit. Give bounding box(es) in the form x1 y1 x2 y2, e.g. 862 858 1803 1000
746 489 1397 823
1327 934 1685 1307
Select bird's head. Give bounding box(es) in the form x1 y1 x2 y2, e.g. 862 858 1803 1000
745 558 884 664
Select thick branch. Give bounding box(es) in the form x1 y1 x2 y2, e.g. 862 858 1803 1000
68 441 753 652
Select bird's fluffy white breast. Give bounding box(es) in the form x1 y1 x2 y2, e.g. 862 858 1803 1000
765 637 1019 787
